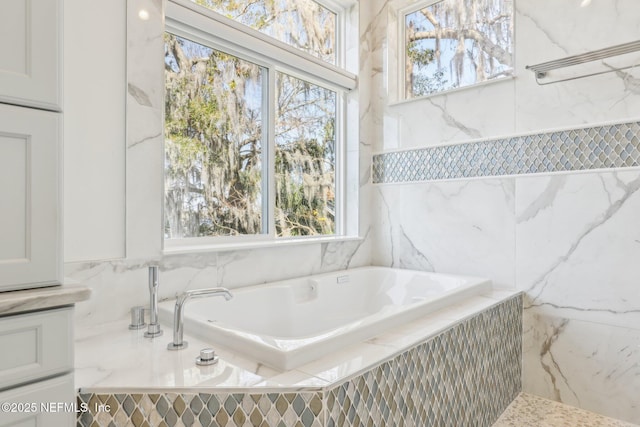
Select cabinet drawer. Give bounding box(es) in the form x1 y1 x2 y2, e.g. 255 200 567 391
0 308 73 390
0 374 75 427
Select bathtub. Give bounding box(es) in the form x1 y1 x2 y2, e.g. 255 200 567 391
158 267 492 371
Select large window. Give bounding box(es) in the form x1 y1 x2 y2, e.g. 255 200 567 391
164 0 352 244
403 0 513 99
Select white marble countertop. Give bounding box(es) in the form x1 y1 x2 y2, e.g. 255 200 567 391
0 285 91 315
493 393 639 427
75 289 519 393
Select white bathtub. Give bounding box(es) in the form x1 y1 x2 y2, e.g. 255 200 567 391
158 267 491 370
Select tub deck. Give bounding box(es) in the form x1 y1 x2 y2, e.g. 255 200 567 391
75 288 517 392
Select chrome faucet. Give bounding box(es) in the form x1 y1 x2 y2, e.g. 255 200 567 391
167 287 233 350
144 266 163 338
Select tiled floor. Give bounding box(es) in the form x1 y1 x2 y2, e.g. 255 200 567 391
493 393 638 427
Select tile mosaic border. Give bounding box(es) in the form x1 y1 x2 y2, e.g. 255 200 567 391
372 121 640 183
77 295 522 427
326 295 522 427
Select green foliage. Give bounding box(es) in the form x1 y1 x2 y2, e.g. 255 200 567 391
164 32 336 239
407 41 435 67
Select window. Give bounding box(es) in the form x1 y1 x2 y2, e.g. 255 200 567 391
163 0 354 245
403 0 513 99
189 0 337 64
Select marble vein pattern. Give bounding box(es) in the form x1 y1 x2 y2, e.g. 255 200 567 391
516 170 640 327
493 393 639 427
370 1 640 153
372 179 516 289
517 170 640 424
67 238 371 327
370 168 640 423
0 285 90 315
126 0 165 259
514 0 640 133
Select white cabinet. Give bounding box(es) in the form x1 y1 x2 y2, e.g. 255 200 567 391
0 374 75 427
0 104 61 291
0 0 62 111
0 308 75 427
0 1 70 425
0 308 73 390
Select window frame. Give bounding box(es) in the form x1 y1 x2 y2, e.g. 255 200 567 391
398 0 515 101
163 0 354 250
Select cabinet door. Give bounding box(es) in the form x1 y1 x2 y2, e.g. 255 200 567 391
0 104 60 290
0 0 61 111
0 374 75 427
0 307 73 390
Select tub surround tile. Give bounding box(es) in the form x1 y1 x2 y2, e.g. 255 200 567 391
0 285 90 315
77 391 325 427
216 245 321 290
325 295 522 427
67 254 219 327
493 393 639 427
372 179 516 289
68 241 372 330
317 234 371 273
76 294 522 426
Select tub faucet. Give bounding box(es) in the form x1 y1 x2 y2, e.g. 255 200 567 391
167 287 233 350
144 266 163 338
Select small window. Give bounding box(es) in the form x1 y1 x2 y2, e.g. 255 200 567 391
190 0 337 64
404 0 514 98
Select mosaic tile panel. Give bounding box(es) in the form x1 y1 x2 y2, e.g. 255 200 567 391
372 121 640 183
326 295 522 427
77 392 324 427
77 296 522 427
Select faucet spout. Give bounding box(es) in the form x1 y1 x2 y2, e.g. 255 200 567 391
167 287 233 350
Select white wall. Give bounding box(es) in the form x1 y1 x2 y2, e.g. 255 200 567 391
63 0 126 262
365 0 640 423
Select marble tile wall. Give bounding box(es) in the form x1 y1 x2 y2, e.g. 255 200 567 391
371 169 640 423
365 0 640 424
67 240 370 326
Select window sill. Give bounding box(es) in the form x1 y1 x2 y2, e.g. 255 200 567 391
162 235 363 255
387 75 515 107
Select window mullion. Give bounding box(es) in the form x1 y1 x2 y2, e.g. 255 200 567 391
267 65 277 238
336 92 346 236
